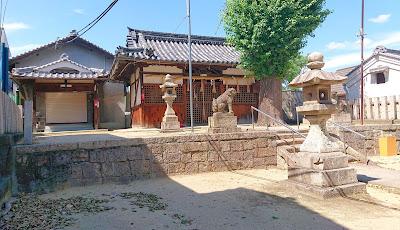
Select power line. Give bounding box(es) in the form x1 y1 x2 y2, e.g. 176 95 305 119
57 0 118 46
1 0 8 29
172 15 188 34
78 0 118 36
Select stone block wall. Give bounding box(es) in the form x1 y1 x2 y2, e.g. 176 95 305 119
328 124 400 157
12 131 277 194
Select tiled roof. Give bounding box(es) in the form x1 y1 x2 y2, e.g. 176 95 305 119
11 55 107 80
10 34 114 64
34 57 94 73
331 65 356 96
347 46 400 76
116 27 241 65
12 72 105 80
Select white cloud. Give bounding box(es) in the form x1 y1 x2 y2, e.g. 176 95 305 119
368 31 400 48
323 52 361 70
326 41 347 50
10 44 42 57
73 9 85 14
368 14 391 23
3 22 30 32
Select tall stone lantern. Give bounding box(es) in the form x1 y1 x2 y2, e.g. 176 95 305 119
284 52 366 198
159 74 181 132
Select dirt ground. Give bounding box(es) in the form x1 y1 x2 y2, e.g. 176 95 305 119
9 168 393 230
369 155 400 170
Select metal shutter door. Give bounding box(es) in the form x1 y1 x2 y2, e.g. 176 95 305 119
46 93 87 123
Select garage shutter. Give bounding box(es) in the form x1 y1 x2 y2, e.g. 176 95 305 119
46 93 87 123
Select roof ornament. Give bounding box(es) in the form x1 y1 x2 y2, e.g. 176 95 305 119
60 53 69 60
70 29 78 37
373 46 387 55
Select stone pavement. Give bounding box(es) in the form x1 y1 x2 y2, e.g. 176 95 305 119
352 163 400 193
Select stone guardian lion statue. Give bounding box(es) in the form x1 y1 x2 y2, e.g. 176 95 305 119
212 88 237 113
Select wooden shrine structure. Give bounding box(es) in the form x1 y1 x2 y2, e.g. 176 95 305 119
110 28 259 128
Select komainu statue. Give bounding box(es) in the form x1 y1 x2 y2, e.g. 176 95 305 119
212 88 237 113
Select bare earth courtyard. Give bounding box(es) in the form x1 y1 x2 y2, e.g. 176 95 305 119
3 168 399 230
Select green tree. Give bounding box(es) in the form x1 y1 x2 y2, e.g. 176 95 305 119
282 54 308 91
222 0 330 125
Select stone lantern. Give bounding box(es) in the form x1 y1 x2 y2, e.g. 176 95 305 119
289 52 348 153
159 74 181 132
284 52 366 198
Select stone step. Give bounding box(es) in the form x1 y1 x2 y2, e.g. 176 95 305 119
276 138 305 146
288 166 359 187
279 144 302 153
276 132 308 140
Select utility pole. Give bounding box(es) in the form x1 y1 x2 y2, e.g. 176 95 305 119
187 0 194 133
360 0 365 125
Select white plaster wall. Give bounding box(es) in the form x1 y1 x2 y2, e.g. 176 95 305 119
143 65 182 74
15 43 113 71
346 55 400 99
222 67 249 75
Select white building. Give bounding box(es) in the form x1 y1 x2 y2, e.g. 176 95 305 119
346 46 400 100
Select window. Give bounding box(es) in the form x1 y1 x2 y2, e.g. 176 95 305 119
376 72 386 84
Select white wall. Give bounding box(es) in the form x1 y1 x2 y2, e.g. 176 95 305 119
346 55 400 99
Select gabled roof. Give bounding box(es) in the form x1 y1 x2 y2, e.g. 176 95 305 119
346 46 400 76
11 53 107 81
10 31 114 64
331 65 357 96
116 27 241 65
34 54 94 73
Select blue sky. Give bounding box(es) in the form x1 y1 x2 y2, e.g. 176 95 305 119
3 0 400 72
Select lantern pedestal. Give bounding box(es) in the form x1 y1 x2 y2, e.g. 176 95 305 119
160 74 181 133
284 52 366 198
207 112 241 134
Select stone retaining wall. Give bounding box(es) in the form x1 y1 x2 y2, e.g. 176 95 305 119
328 124 400 157
12 131 277 194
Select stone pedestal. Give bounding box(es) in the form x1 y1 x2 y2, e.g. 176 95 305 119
283 152 366 198
331 113 352 126
160 115 181 133
207 112 241 134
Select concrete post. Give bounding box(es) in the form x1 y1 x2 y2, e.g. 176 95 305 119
20 81 34 145
381 96 388 120
366 98 372 120
389 96 396 120
397 95 400 120
353 99 359 120
373 97 380 120
24 100 33 144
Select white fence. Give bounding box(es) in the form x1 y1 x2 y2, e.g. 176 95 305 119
0 91 23 134
345 95 400 120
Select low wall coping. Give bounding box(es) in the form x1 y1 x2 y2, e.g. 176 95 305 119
12 131 277 155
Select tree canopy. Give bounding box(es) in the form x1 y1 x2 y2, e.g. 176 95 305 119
222 0 330 79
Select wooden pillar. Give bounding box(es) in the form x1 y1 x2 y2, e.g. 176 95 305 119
94 83 99 129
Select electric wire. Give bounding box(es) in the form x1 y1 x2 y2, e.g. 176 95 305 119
57 0 118 46
1 0 8 29
172 15 188 34
78 0 118 36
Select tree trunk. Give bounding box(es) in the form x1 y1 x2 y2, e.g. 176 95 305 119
257 77 283 126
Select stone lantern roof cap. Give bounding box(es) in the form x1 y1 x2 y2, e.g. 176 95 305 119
160 74 178 89
289 52 347 88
